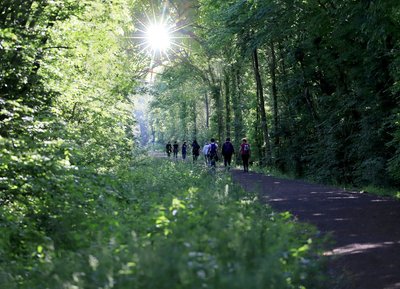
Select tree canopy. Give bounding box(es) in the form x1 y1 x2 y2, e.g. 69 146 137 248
148 0 400 188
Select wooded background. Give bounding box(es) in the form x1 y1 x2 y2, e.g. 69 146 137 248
1 0 399 207
148 0 400 188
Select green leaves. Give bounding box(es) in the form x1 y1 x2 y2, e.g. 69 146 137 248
1 8 139 284
1 131 328 287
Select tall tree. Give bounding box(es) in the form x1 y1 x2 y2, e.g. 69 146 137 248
252 48 271 165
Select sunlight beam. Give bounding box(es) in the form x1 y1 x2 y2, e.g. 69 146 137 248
145 23 171 52
130 5 192 83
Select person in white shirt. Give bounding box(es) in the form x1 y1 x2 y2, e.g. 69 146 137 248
202 141 209 165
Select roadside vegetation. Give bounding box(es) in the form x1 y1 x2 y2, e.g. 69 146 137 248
0 158 329 289
2 1 398 288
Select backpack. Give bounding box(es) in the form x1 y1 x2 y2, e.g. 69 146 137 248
209 143 217 157
222 142 234 155
242 143 250 155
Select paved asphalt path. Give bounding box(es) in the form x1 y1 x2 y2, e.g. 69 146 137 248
231 170 400 289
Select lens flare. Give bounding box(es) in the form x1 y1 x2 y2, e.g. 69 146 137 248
145 23 171 52
130 5 192 81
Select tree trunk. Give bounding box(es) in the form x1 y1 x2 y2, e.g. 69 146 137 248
232 64 244 160
150 123 156 147
298 58 320 124
224 71 231 139
212 84 224 143
192 99 197 140
252 48 271 165
269 41 279 149
204 91 210 129
180 100 188 141
255 98 264 164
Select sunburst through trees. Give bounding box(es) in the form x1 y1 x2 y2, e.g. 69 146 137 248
132 3 189 71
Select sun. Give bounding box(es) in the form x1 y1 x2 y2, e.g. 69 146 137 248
130 5 191 81
135 18 181 60
144 22 171 53
132 7 189 60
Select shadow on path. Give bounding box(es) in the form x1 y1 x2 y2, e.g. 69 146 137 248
232 170 400 289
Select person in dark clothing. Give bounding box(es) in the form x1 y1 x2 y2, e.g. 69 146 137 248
166 141 172 157
191 140 200 162
182 141 187 160
239 138 251 172
208 138 218 168
173 141 179 158
221 137 235 170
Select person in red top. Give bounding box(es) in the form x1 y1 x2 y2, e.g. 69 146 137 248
239 138 251 172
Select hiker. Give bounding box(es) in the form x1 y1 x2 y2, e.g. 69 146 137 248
202 141 210 165
239 138 251 172
182 141 187 160
221 137 235 170
191 140 200 162
208 138 219 168
165 141 172 157
173 141 179 158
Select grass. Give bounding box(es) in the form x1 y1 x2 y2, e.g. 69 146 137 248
0 158 330 289
360 185 400 199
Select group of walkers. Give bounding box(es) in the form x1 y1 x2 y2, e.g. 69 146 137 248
165 137 251 172
165 140 201 161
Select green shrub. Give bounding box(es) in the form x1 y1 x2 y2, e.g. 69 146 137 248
0 159 328 289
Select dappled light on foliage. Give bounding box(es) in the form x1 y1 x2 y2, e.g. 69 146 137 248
2 0 400 288
0 159 328 288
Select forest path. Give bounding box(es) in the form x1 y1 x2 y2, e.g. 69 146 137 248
231 170 400 289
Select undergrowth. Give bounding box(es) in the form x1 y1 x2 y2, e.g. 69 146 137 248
0 158 329 289
361 185 400 200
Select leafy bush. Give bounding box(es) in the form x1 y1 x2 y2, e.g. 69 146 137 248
0 159 328 289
